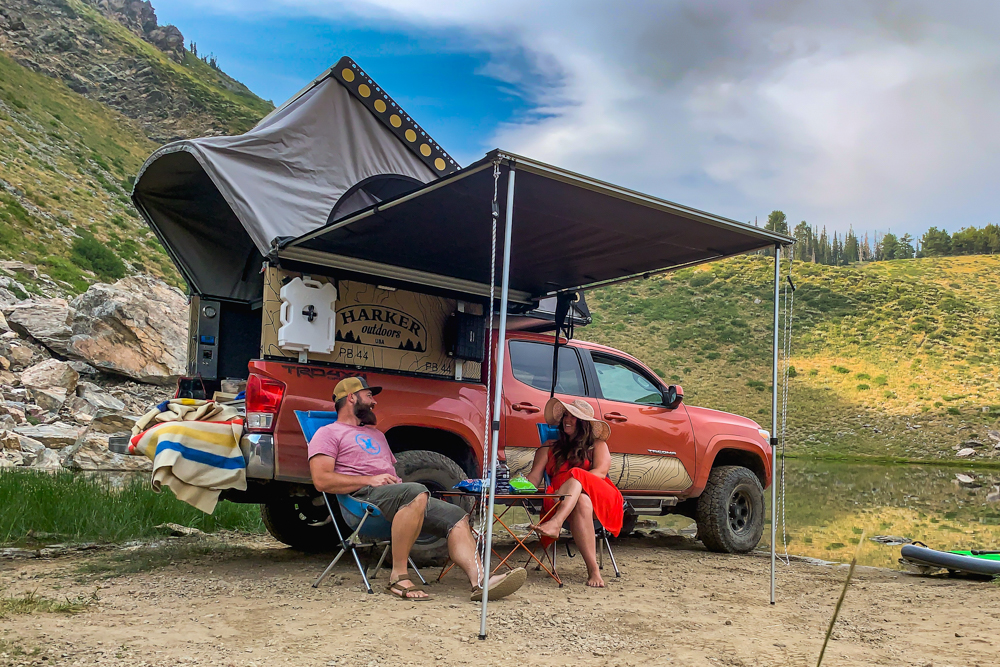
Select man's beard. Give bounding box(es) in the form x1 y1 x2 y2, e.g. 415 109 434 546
355 401 377 426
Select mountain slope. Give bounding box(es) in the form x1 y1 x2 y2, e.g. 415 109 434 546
0 0 274 296
586 254 1000 462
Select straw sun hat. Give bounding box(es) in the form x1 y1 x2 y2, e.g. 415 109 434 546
544 397 611 442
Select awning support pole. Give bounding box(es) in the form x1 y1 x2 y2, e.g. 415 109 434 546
479 163 516 639
770 244 780 605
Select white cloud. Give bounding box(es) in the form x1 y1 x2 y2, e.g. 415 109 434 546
162 0 1000 235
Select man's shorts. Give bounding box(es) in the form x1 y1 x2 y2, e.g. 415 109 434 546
351 482 468 538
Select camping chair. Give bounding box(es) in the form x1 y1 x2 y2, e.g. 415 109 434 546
535 423 622 578
294 410 426 594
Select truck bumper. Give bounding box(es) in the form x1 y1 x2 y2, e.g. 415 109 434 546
242 433 274 480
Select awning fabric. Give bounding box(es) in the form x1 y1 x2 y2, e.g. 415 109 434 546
131 58 445 300
278 151 793 303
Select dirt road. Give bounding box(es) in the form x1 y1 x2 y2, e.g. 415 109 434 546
1 531 997 667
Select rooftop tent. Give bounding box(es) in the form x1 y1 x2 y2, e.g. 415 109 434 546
131 57 459 301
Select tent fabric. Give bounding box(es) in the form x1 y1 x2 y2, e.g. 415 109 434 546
132 75 437 299
279 151 793 302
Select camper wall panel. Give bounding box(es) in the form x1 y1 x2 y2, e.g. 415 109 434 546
260 268 480 380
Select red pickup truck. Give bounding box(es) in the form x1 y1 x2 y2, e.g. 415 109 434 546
234 330 772 560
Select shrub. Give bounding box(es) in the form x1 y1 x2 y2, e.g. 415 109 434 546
689 272 715 288
808 368 819 376
832 365 850 374
706 352 721 360
70 232 126 281
786 365 797 377
857 384 870 391
746 379 767 392
947 407 960 415
874 375 888 386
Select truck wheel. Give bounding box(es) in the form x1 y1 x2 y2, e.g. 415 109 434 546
261 491 342 552
394 450 472 565
695 465 764 553
617 513 637 538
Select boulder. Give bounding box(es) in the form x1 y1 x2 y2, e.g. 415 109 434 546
21 359 79 412
64 276 187 385
31 448 62 470
15 435 45 465
13 422 85 448
5 299 73 355
66 382 126 417
0 355 9 371
63 410 148 472
0 451 22 468
0 310 9 333
7 344 34 369
956 447 976 458
1 430 20 450
0 402 25 424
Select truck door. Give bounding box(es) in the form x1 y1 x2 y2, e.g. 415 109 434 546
501 340 594 478
588 351 695 493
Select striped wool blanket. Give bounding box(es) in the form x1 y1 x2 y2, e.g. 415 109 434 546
130 399 246 514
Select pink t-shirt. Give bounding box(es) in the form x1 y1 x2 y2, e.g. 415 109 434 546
307 422 397 478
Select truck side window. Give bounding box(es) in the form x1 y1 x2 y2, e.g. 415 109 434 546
509 341 586 396
592 354 662 405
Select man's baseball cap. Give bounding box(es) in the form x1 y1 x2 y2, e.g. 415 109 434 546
333 376 382 402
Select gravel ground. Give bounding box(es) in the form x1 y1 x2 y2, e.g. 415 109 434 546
1 531 998 667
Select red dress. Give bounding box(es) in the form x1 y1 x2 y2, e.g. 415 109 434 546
542 449 624 539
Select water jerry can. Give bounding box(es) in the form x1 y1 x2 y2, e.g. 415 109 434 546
278 278 338 354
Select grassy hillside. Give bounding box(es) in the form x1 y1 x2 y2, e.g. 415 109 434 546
0 51 176 292
586 254 1000 463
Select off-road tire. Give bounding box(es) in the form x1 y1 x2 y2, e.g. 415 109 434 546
394 450 473 565
260 491 343 552
695 465 764 553
617 512 638 538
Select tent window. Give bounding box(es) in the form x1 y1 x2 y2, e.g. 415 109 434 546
327 174 423 224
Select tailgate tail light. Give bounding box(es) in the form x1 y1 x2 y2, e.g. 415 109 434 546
246 374 285 432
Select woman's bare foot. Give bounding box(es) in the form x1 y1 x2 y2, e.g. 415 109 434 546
586 572 605 587
531 521 561 539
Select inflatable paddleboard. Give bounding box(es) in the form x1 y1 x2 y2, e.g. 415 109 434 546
900 544 1000 576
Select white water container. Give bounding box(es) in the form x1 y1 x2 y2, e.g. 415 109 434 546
278 278 338 354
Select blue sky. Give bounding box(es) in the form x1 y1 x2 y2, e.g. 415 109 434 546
153 4 536 166
152 1 1000 239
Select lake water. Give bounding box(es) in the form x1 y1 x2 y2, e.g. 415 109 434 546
658 458 1000 569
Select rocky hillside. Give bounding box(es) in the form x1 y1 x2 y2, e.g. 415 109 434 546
587 254 1000 463
0 0 272 298
1 273 186 473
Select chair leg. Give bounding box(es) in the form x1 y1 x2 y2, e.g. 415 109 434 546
409 557 427 586
313 548 348 588
598 533 604 570
604 535 621 578
352 546 374 594
369 544 390 579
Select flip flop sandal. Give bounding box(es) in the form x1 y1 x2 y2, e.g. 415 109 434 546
471 567 527 602
387 579 433 601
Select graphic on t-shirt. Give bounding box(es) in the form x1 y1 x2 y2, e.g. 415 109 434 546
355 432 381 456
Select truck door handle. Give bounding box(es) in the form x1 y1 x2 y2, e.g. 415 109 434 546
512 402 540 413
603 412 628 422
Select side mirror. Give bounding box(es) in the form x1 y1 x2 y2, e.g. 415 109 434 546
664 385 683 409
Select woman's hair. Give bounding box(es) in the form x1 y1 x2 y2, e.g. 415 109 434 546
551 417 596 471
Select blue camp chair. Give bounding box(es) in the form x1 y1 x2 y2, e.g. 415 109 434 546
294 410 426 593
535 421 622 577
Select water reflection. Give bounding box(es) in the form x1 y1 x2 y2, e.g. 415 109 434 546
767 459 1000 569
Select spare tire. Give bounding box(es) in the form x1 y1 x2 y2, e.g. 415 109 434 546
394 449 473 565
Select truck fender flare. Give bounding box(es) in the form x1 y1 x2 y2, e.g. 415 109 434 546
693 435 771 495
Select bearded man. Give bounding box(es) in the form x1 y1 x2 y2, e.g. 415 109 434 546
308 376 526 601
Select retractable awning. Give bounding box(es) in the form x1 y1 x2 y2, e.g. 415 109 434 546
277 150 792 304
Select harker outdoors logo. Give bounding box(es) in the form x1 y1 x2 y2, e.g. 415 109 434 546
337 306 428 352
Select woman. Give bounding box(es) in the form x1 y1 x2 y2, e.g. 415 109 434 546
525 397 624 587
